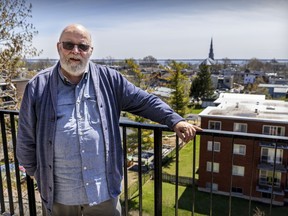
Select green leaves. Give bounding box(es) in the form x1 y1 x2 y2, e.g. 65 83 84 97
190 65 214 100
166 60 190 116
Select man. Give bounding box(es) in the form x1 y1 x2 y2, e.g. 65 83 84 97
16 24 201 216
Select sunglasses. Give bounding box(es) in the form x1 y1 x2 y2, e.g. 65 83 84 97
60 41 91 52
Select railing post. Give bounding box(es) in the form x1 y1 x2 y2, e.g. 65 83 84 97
0 112 14 214
0 112 6 214
191 136 197 215
154 128 162 216
209 134 215 216
26 176 37 216
270 141 278 216
11 113 25 216
174 136 179 216
228 136 235 216
122 126 128 216
248 138 256 216
137 128 143 216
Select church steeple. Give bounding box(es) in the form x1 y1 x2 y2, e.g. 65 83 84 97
209 38 214 60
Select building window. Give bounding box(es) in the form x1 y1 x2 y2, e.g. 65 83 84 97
206 182 218 191
207 161 219 173
262 192 271 199
208 121 221 130
232 165 245 176
261 147 283 164
233 123 247 133
233 144 246 155
263 125 285 136
231 187 243 194
259 170 281 187
207 141 221 152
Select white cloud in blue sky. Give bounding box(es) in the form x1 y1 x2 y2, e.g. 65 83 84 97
29 0 288 59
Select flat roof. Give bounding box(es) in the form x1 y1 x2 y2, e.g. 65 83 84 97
213 93 265 105
274 87 288 93
200 93 288 123
259 84 288 88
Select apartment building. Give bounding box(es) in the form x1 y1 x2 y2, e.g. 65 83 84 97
198 93 288 205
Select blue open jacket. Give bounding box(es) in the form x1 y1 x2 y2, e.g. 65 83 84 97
16 61 184 213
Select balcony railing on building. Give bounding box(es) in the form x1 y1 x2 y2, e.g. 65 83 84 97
1 109 288 216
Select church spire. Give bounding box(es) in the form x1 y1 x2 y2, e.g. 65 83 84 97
209 38 214 60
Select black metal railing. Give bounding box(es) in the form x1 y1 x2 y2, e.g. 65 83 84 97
1 109 288 216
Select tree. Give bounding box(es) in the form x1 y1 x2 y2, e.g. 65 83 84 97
244 76 270 97
190 65 214 100
124 58 147 89
24 58 54 72
125 112 154 152
166 61 190 116
0 0 40 108
142 55 158 67
246 58 264 71
222 57 232 69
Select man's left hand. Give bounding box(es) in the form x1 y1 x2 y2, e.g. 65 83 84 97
173 121 202 143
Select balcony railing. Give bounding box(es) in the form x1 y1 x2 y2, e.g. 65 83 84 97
1 109 288 216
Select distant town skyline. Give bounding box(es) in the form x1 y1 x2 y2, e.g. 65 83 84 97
28 0 288 60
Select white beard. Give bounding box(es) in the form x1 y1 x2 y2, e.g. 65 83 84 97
60 55 89 76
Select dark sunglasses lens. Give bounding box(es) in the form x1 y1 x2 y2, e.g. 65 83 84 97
62 42 89 51
78 44 90 51
62 42 75 50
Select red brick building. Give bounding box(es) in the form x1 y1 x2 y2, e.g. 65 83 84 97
198 93 288 205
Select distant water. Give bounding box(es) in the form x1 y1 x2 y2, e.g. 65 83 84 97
26 58 288 66
156 59 288 66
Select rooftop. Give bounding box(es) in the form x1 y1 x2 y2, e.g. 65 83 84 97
200 93 288 123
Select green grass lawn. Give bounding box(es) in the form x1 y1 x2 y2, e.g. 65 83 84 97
128 181 288 216
126 138 288 215
187 107 204 115
162 138 201 179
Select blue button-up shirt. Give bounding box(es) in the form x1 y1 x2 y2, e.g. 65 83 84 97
54 69 110 205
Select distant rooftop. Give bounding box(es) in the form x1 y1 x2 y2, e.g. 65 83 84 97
259 84 288 88
200 93 288 123
152 87 174 98
200 57 216 66
214 93 265 105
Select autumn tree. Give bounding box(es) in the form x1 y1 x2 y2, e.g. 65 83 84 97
166 60 190 116
0 0 40 108
190 64 214 101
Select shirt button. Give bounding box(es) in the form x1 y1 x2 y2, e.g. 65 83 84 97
86 183 89 186
84 167 87 170
82 150 85 153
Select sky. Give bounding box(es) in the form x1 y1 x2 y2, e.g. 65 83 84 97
27 0 288 60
